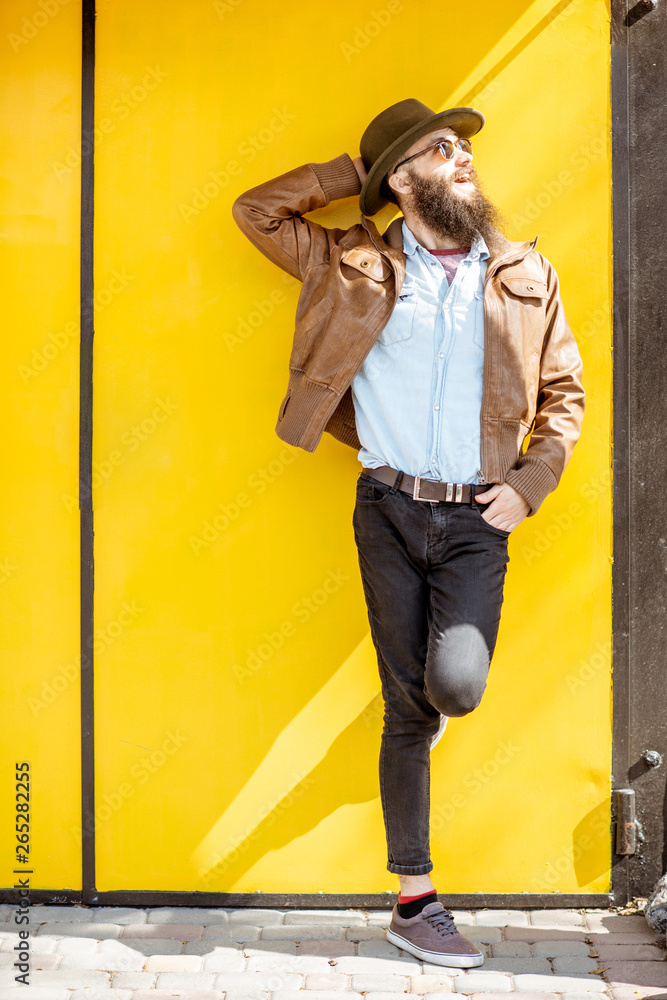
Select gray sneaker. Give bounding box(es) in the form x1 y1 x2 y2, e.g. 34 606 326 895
387 900 484 967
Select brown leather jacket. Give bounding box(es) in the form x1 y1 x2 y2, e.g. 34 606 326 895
232 153 584 514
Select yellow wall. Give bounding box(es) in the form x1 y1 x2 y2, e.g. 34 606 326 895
0 0 83 890
1 0 612 895
93 0 612 894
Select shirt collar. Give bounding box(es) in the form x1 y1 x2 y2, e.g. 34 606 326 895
401 220 489 261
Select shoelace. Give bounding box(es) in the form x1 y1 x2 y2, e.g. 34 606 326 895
422 906 457 937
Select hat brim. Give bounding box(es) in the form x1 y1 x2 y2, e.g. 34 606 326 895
359 106 485 217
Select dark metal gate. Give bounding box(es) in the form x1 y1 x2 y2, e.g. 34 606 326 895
612 0 667 905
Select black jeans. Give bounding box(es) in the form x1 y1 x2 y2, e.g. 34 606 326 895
352 471 510 875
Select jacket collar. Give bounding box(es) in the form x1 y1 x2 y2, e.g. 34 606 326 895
368 213 539 271
382 215 407 251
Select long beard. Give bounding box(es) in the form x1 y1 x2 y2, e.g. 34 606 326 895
406 166 502 249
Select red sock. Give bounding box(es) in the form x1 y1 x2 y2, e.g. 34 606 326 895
398 888 437 903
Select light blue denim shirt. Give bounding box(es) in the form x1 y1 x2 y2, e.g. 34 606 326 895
350 220 489 483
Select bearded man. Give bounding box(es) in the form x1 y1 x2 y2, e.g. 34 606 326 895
232 99 584 966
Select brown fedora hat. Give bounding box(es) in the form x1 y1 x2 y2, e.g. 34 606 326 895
359 98 485 216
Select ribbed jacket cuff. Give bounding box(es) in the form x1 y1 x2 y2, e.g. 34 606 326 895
309 154 362 203
504 455 558 515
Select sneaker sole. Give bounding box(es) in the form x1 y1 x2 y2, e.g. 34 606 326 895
387 928 484 968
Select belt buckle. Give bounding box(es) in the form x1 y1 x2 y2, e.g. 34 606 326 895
412 477 464 503
412 476 433 502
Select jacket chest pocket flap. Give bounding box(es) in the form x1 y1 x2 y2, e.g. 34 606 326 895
499 275 548 301
341 246 392 282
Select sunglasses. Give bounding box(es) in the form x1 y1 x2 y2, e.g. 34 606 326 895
390 137 473 175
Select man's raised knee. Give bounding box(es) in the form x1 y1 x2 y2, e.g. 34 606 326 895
428 684 484 718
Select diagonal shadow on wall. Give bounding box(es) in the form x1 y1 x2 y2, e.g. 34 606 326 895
199 692 384 890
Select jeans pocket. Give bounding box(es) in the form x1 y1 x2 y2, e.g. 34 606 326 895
473 503 511 537
356 473 393 503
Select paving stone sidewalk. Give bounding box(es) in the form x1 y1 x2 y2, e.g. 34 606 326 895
0 902 664 1000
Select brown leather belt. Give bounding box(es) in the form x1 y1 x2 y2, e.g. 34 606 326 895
363 466 491 503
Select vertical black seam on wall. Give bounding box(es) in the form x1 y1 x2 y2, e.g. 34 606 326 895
610 0 631 907
80 0 96 905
